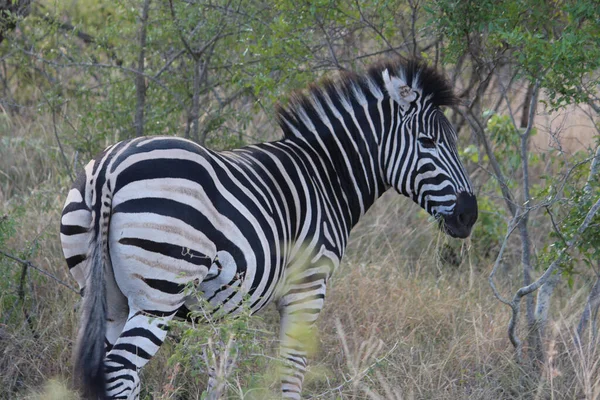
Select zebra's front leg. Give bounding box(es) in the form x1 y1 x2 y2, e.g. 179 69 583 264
277 280 326 399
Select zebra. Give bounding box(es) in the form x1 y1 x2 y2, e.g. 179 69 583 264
60 57 477 399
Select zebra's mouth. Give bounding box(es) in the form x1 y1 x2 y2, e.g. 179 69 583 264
436 192 478 239
439 218 470 239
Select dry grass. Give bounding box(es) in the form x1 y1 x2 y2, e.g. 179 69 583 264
1 114 600 400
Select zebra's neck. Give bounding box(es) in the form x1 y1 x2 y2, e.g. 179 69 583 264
278 96 390 230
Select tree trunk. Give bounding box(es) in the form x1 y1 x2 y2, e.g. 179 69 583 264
577 272 600 344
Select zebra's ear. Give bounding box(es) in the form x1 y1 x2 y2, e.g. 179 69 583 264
382 69 417 108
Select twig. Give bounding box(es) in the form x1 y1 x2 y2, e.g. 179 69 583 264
488 216 520 307
51 101 74 183
18 50 187 109
354 0 401 56
0 249 80 295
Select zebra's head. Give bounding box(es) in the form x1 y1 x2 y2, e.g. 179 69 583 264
378 60 477 238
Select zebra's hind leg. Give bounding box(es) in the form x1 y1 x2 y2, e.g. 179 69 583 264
105 305 128 353
105 269 129 353
277 279 327 399
104 308 176 399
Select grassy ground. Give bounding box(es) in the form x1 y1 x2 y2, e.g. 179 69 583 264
1 114 599 400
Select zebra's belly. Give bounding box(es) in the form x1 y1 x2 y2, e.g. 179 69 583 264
183 250 281 317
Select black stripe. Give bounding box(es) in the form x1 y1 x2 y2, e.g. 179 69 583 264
112 387 131 399
113 197 248 279
143 309 178 318
60 224 88 236
118 237 211 269
105 374 134 384
111 343 152 360
66 254 85 269
143 277 185 294
61 201 88 215
289 308 321 315
289 272 328 286
120 327 163 347
106 382 124 392
285 293 325 307
105 354 136 371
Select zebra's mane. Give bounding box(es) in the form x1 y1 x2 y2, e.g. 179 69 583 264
276 58 458 139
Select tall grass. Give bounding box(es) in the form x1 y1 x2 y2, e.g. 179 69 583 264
1 115 599 400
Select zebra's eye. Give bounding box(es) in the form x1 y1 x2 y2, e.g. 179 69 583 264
418 137 436 149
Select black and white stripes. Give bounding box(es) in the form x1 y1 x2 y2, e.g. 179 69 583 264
61 58 477 399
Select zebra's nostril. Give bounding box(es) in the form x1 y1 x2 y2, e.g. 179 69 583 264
454 192 478 228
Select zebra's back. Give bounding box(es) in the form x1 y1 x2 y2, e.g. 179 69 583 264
61 136 337 319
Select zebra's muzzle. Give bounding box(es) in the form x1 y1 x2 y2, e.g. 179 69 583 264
440 192 478 239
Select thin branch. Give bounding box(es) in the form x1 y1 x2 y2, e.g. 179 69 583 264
460 107 517 216
488 216 520 307
354 0 401 56
584 144 600 196
51 104 74 183
0 249 80 295
39 90 75 183
315 14 342 70
519 80 540 206
546 206 568 246
168 0 229 61
408 0 420 58
36 11 123 65
507 196 600 357
19 51 187 109
153 49 185 80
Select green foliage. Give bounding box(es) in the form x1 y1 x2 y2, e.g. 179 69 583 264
0 212 16 249
539 149 600 283
167 284 274 397
430 0 600 109
469 194 505 258
0 205 36 326
486 113 522 174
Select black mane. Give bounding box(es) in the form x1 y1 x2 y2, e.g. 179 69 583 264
276 57 458 139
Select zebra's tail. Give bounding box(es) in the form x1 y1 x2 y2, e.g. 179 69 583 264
74 188 111 399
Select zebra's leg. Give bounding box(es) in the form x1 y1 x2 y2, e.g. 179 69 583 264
277 279 327 399
104 308 176 399
105 265 129 353
105 304 128 353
